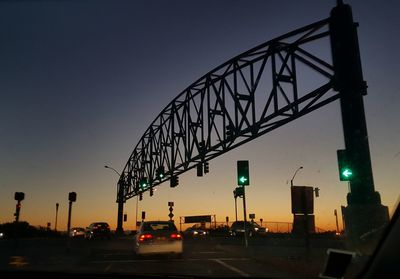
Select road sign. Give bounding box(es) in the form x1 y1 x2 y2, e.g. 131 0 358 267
184 215 211 223
291 186 314 214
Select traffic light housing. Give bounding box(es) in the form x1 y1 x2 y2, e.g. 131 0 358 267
315 187 320 197
170 176 179 188
140 177 148 189
237 160 250 186
233 186 244 198
197 163 203 177
204 162 209 174
337 149 354 181
150 187 154 197
226 124 235 138
68 192 77 202
14 192 25 201
156 166 165 180
139 193 143 201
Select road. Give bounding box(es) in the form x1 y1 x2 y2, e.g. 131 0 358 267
0 236 346 278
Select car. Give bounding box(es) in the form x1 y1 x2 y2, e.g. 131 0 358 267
85 222 111 240
134 221 183 257
69 227 85 238
229 221 269 237
183 225 208 238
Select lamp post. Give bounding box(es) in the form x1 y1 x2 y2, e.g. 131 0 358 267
290 166 303 187
105 165 124 235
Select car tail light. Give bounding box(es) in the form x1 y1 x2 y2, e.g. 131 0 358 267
170 233 182 240
139 233 153 242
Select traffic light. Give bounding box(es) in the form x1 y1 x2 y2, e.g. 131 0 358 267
204 162 209 174
139 193 143 201
14 192 25 201
226 124 235 138
68 192 77 202
337 149 354 181
140 177 148 189
197 163 203 177
150 187 154 197
234 186 244 198
237 160 250 186
156 166 165 180
315 187 320 197
170 176 179 188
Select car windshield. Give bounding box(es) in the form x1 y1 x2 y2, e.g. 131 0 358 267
0 1 398 278
143 223 176 232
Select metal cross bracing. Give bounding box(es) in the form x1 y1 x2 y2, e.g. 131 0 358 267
118 17 338 202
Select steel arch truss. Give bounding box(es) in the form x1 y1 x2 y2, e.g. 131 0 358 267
118 18 338 201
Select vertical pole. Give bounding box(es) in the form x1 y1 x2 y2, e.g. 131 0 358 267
14 201 21 222
67 201 72 236
242 186 248 248
234 197 238 222
55 203 59 232
135 195 139 230
301 187 310 256
335 209 340 233
116 181 124 235
330 1 389 244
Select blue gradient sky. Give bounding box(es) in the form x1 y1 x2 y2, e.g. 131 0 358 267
1 0 399 231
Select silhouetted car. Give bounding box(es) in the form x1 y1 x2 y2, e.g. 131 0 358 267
134 221 183 256
69 227 85 238
183 225 208 238
229 221 268 237
85 222 111 240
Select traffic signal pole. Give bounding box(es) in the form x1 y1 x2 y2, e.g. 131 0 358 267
330 1 389 244
116 180 125 235
242 186 248 248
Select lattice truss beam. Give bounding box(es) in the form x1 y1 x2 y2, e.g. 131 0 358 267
118 18 338 201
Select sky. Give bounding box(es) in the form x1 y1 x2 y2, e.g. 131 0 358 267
1 0 399 232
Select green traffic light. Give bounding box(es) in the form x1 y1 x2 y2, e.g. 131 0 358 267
239 176 248 183
237 160 250 186
342 168 353 178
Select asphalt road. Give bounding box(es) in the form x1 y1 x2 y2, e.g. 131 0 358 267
0 236 346 278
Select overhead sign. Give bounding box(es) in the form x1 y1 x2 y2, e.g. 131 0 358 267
184 215 212 223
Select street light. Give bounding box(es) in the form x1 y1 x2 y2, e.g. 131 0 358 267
105 165 125 235
104 165 121 176
290 166 303 187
